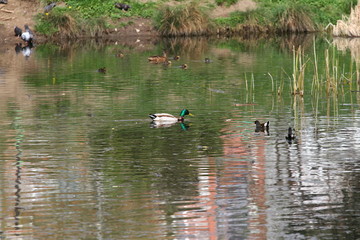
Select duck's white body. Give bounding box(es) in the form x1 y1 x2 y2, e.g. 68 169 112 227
149 113 179 123
21 31 32 42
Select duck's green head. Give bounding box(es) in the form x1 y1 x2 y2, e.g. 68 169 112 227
180 109 193 117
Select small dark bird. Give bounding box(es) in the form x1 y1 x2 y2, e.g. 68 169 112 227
115 3 131 11
97 67 106 73
254 120 269 132
21 25 34 44
285 127 296 143
0 0 8 4
44 2 56 13
14 26 22 37
204 57 211 63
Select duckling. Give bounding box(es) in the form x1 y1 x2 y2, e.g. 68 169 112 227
285 127 296 143
254 120 269 132
97 67 106 73
148 51 167 63
180 64 188 69
115 52 124 58
149 109 193 123
163 60 172 66
172 55 180 60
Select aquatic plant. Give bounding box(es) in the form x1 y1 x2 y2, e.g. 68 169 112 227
292 46 307 96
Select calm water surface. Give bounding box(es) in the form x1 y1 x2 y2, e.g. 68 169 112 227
1 36 360 239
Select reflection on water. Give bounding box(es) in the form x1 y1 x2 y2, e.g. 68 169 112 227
1 35 360 239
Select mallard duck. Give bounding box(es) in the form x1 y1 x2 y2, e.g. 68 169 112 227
148 51 167 63
254 120 269 132
149 109 193 123
97 67 106 73
285 127 296 143
14 26 22 37
21 25 33 44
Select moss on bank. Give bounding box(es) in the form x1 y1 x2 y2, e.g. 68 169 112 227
35 0 357 38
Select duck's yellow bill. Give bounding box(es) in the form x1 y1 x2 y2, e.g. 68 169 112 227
189 113 194 116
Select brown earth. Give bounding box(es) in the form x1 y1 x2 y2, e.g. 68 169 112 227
0 0 257 46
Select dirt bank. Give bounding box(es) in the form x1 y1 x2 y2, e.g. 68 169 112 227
0 0 257 47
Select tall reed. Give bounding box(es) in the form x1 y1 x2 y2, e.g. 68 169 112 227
292 46 307 96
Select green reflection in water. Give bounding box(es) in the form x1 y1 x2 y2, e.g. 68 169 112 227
1 34 360 239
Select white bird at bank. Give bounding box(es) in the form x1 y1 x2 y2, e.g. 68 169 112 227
21 25 34 45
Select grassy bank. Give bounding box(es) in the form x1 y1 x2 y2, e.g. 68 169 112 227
35 0 357 38
215 0 356 34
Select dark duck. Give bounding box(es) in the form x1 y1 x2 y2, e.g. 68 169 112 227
97 67 106 73
285 127 296 143
254 120 269 132
115 3 131 11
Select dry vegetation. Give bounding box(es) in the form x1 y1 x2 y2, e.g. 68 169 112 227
333 2 360 37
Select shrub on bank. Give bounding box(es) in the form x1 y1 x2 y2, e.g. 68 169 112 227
154 2 214 36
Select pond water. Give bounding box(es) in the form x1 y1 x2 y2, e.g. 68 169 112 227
1 35 360 239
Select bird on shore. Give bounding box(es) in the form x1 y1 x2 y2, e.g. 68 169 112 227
21 25 34 45
14 26 22 37
254 120 269 132
44 2 56 13
285 127 296 143
149 109 193 123
115 3 131 11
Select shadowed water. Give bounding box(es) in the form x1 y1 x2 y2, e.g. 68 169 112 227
0 35 360 239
